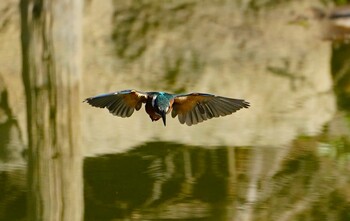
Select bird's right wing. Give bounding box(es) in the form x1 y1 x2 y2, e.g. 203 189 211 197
84 89 148 118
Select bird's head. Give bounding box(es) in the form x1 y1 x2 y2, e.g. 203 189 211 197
156 103 169 126
153 93 171 126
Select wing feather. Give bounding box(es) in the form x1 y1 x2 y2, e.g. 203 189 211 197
186 112 193 126
119 105 128 118
207 103 220 117
172 93 249 126
194 106 204 123
178 113 186 124
203 103 214 119
84 89 148 118
191 110 198 125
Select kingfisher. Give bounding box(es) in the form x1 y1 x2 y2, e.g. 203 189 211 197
84 89 250 126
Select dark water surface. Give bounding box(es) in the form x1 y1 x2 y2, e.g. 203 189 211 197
1 131 350 220
83 137 350 221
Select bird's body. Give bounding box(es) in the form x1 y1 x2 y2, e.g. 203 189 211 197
144 92 174 125
84 89 249 126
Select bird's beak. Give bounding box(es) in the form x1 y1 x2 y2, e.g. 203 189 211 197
161 112 166 126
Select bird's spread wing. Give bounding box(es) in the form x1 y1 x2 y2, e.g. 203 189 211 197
172 93 250 126
84 89 148 118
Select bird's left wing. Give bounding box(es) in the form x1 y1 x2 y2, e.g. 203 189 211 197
172 93 250 126
84 89 148 118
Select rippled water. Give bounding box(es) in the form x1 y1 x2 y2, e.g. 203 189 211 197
1 128 350 220
83 132 350 220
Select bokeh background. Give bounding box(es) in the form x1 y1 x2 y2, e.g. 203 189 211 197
0 0 350 220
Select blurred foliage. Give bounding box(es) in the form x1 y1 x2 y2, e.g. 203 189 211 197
245 0 294 10
333 0 350 5
331 44 350 110
320 0 350 5
112 1 195 61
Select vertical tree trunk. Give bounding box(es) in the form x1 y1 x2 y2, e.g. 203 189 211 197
20 0 83 220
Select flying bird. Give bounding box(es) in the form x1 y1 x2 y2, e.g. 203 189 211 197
84 89 250 126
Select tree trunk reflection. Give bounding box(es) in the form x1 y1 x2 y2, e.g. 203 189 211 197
20 0 83 220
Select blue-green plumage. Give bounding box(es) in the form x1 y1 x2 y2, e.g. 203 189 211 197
84 89 250 126
150 93 175 126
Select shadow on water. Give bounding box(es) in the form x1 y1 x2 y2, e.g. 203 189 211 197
84 139 350 221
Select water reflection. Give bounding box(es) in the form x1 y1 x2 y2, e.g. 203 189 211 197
0 77 25 165
0 168 26 221
84 139 350 221
332 43 350 110
0 135 349 220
